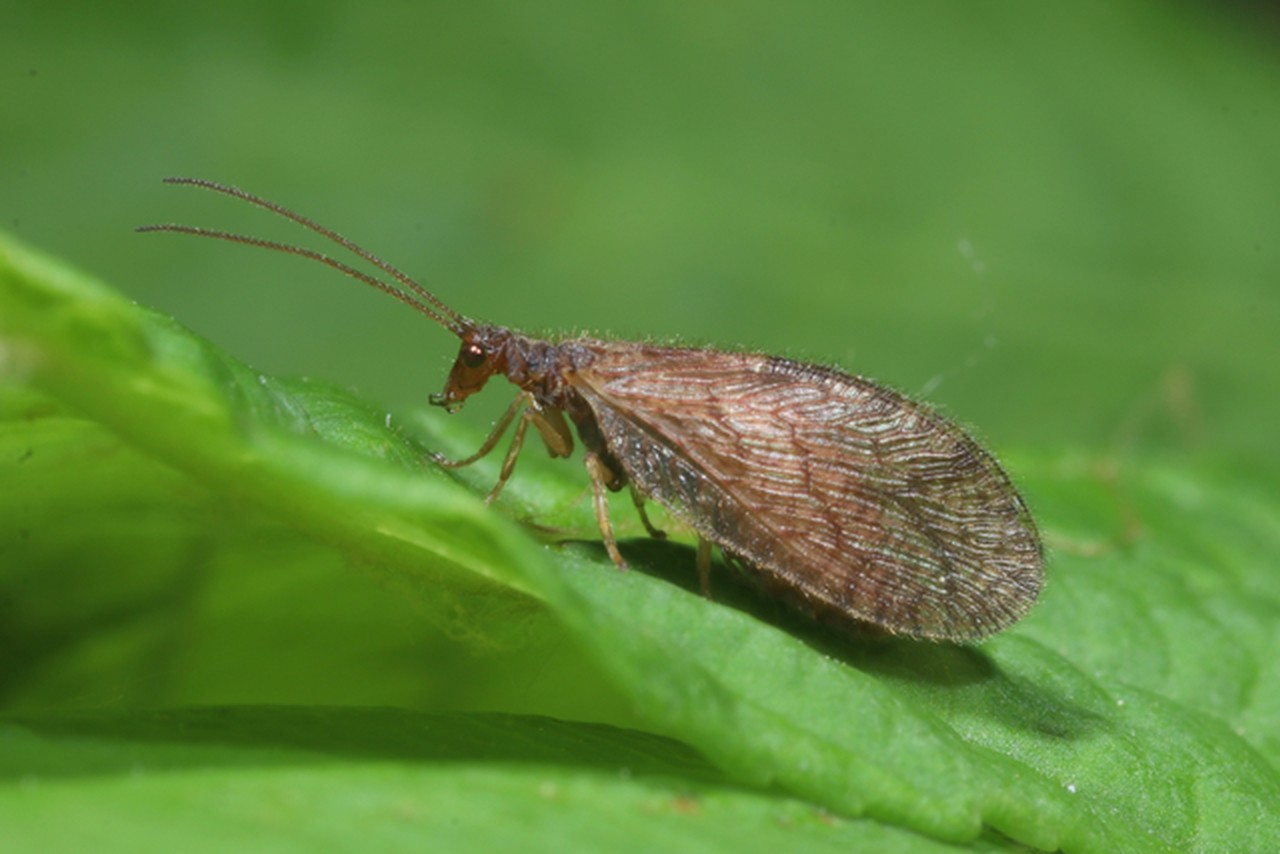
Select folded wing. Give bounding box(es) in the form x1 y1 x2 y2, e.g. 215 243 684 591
569 344 1043 641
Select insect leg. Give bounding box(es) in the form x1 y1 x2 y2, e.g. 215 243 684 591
483 413 532 505
585 452 627 570
527 404 574 458
696 537 713 598
431 395 525 469
480 404 576 505
429 394 535 505
629 486 667 540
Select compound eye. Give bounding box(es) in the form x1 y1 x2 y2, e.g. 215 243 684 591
461 343 485 368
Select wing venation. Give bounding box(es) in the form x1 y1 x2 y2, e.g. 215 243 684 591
568 343 1042 640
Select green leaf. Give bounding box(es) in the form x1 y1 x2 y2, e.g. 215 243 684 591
3 229 1278 851
4 708 989 853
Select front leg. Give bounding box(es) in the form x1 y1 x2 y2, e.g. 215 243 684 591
432 394 577 505
429 394 528 504
431 395 524 470
482 403 575 505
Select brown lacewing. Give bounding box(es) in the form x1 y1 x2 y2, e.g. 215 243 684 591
141 177 1043 641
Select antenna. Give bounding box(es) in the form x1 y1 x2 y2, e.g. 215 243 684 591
138 177 472 336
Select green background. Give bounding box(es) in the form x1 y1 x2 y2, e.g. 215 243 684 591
7 1 1276 454
3 2 1279 851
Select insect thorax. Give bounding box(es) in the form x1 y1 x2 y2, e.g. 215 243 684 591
499 331 596 409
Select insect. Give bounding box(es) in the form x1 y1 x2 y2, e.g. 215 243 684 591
141 177 1043 641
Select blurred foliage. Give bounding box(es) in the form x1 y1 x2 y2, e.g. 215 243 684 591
3 1 1277 455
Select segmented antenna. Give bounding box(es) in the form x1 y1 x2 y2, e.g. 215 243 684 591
138 177 473 336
